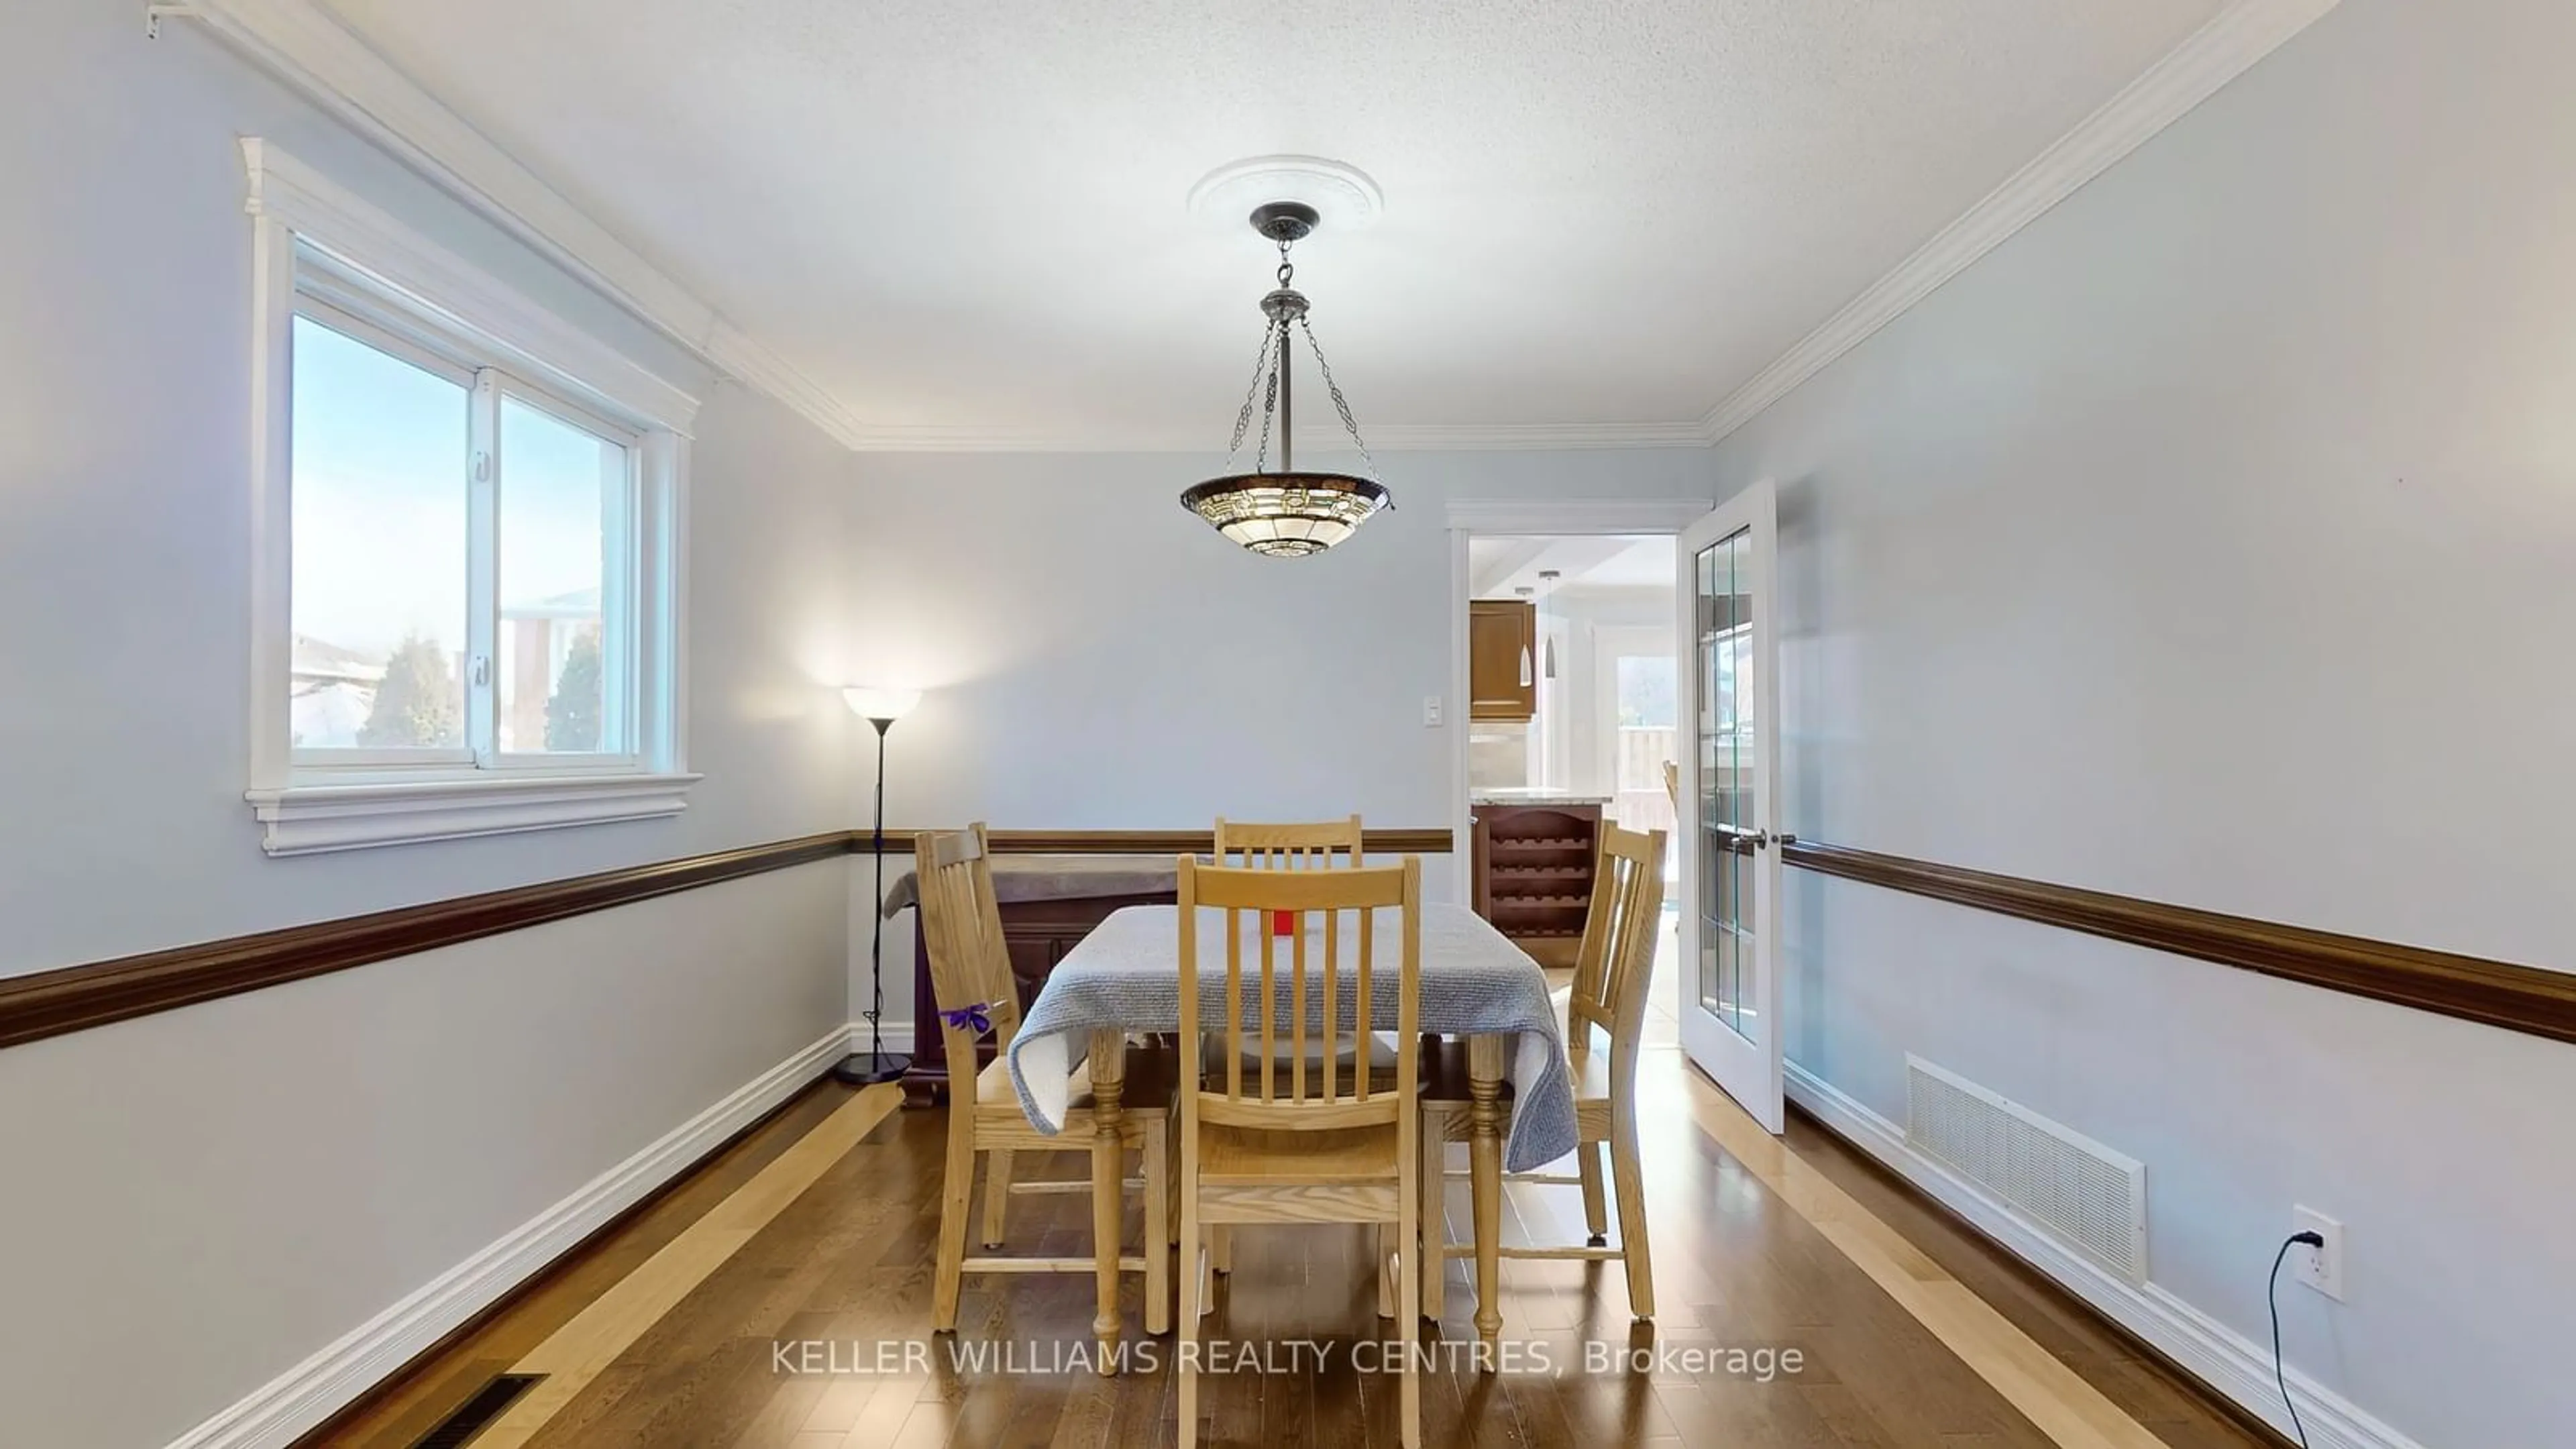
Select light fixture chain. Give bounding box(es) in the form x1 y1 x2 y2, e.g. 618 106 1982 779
1297 317 1376 472
1224 317 1281 464
1252 323 1282 472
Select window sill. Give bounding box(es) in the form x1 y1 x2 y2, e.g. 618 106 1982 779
245 771 702 857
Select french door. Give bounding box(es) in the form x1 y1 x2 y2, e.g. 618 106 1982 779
1674 481 1784 1132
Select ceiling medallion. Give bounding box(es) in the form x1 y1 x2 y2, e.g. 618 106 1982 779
1185 156 1385 232
1179 200 1392 559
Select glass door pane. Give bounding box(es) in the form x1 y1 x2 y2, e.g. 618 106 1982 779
1697 525 1755 1039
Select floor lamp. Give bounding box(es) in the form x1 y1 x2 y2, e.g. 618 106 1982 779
833 686 922 1087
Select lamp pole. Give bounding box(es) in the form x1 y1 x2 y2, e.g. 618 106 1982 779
833 697 913 1086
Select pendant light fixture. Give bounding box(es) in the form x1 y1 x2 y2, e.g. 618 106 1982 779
1538 569 1561 680
1180 201 1391 557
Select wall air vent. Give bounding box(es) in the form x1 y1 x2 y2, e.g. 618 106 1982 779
1904 1055 2148 1285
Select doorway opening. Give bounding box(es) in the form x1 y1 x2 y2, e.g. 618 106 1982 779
1457 532 1683 1016
1444 488 1783 1135
1462 534 1682 856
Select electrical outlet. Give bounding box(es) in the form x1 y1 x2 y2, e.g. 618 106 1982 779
2292 1206 2345 1301
1422 695 1444 727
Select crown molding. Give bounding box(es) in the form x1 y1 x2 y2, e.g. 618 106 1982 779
1698 0 2342 445
842 419 1716 453
170 0 870 449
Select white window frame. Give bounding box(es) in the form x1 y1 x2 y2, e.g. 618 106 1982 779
240 138 698 856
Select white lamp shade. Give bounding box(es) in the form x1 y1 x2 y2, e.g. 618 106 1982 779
842 686 922 721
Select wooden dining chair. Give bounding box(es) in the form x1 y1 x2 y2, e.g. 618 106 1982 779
1213 813 1364 868
1205 814 1375 1273
1421 823 1665 1322
918 824 1173 1345
1175 856 1423 1449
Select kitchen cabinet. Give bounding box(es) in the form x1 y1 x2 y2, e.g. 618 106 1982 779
1468 598 1538 722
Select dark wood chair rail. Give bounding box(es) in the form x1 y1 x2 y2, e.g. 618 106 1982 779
1782 838 2576 1046
13 825 2561 1053
892 828 1456 857
0 826 1456 1051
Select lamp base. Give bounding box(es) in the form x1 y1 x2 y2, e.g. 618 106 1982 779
830 1049 913 1087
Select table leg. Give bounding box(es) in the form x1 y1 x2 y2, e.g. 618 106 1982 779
1468 1032 1505 1357
1089 1028 1126 1375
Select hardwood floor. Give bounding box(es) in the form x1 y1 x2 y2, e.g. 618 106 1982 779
310 971 2269 1448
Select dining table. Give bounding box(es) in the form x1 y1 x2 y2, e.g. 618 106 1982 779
1005 900 1576 1358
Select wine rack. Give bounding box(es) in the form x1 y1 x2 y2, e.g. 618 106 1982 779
1470 802 1602 968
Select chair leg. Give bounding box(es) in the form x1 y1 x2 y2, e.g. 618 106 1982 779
981 1147 1014 1248
1576 1136 1610 1246
1419 1114 1448 1320
1376 1224 1396 1318
1609 1105 1654 1320
933 1124 975 1332
1091 1138 1122 1375
1177 1164 1201 1447
1167 1128 1183 1247
1399 1142 1421 1448
1210 1225 1232 1275
1143 1124 1171 1337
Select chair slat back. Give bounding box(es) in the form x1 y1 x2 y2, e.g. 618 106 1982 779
914 824 1024 1091
1566 824 1666 1086
1213 815 1365 871
1177 857 1420 1134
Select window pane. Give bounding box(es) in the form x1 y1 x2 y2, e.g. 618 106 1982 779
290 315 469 750
497 396 627 754
1615 654 1675 728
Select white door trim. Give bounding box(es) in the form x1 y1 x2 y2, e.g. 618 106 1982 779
1444 496 1712 902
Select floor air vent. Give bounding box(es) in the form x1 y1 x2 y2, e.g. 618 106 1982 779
408 1372 543 1448
1904 1055 2147 1285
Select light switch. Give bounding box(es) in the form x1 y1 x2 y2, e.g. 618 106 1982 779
1422 695 1444 727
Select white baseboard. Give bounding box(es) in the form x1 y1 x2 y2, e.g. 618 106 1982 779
843 1021 915 1057
166 1023 863 1449
1785 1062 2422 1449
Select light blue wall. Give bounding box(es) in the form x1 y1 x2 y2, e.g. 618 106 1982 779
0 5 853 976
0 5 854 1445
1711 1 2576 1442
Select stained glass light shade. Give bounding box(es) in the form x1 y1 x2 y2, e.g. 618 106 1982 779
1179 471 1391 559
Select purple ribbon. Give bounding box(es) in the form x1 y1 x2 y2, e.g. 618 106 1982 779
941 1002 993 1034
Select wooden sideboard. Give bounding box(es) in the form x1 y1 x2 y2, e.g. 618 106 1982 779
894 867 1177 1107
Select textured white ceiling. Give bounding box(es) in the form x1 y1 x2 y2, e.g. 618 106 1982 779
319 0 2222 443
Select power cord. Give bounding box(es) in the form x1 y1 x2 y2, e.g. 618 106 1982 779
2268 1231 2325 1449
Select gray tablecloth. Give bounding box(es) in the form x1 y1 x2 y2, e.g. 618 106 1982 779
1007 904 1576 1173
